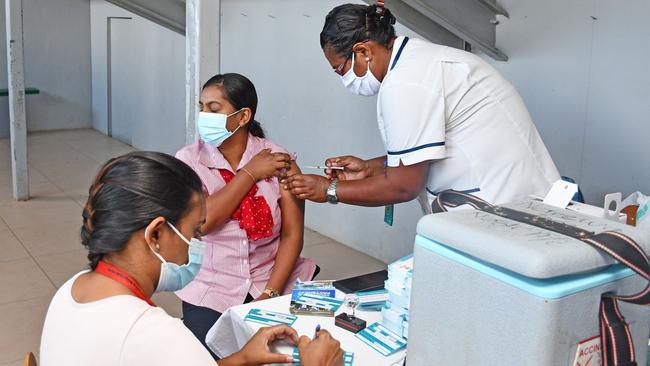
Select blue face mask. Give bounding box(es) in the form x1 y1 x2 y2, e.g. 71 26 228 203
147 222 205 293
197 109 244 147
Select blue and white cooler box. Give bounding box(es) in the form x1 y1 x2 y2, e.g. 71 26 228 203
407 200 650 366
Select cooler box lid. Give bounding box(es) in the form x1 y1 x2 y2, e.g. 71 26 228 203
416 200 650 280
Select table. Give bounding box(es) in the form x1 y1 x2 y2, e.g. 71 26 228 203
206 290 407 366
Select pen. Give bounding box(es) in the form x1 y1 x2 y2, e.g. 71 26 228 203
314 324 321 339
305 166 345 170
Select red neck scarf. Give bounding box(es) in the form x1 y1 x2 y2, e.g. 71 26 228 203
219 169 274 241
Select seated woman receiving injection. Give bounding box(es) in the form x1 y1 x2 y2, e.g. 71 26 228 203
175 73 316 356
39 151 342 366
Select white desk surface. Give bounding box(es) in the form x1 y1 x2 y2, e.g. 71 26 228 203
206 290 406 366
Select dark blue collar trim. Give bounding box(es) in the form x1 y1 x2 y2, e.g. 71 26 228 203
390 37 410 71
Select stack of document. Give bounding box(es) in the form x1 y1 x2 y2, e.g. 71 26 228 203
356 322 407 356
289 280 338 316
244 309 297 326
355 289 389 311
381 254 413 339
292 347 355 366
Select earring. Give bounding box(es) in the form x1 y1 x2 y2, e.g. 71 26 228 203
155 243 160 251
366 57 370 62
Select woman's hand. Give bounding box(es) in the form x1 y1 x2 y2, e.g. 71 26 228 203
298 330 344 366
283 174 330 202
325 156 370 181
244 149 292 181
226 325 299 366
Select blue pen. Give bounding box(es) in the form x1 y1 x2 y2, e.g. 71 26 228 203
314 324 321 339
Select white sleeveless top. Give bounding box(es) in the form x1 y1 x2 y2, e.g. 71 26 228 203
40 271 216 366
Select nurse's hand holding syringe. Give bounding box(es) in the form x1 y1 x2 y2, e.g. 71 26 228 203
322 155 374 181
304 166 345 171
282 154 393 203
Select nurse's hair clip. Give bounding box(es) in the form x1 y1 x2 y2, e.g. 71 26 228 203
366 1 395 31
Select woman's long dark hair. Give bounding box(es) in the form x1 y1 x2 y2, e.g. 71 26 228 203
320 4 396 57
81 151 203 269
202 73 265 138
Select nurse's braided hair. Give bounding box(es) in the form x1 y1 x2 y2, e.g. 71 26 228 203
81 151 203 270
202 73 265 139
320 3 397 56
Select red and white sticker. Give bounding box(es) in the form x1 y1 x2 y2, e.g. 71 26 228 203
573 336 602 366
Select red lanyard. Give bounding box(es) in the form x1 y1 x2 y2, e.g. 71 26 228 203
95 260 156 307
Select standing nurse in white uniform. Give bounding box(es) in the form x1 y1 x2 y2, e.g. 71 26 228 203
285 3 560 212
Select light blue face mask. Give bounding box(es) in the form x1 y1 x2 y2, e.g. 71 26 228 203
197 109 244 147
147 222 206 293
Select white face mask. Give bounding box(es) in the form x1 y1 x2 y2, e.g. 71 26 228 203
146 222 205 293
340 53 382 96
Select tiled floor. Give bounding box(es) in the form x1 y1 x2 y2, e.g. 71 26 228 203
0 129 385 365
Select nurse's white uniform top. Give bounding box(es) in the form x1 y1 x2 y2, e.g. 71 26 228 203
377 36 560 211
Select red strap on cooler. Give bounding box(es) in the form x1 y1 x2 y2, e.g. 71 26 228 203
432 190 649 366
95 260 156 307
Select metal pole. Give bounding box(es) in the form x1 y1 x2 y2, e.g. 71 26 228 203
5 0 29 201
107 17 132 138
185 0 221 144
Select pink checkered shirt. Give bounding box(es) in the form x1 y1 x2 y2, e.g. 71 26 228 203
174 135 316 313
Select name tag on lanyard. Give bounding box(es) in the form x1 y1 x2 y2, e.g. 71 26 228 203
383 159 394 226
384 204 394 226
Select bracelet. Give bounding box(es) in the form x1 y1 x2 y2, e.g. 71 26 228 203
263 287 280 298
240 167 256 183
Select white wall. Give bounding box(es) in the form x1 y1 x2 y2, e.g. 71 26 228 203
486 0 650 204
90 0 185 154
0 0 92 137
221 0 426 263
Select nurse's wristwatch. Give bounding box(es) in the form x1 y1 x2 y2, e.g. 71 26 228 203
263 287 280 298
326 179 339 204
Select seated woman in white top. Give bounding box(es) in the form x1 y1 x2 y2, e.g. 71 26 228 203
39 151 343 366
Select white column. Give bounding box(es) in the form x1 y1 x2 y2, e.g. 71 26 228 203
185 0 221 144
5 0 29 201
